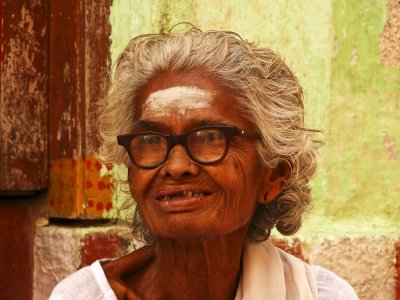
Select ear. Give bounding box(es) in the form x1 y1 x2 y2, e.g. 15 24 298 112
257 162 290 204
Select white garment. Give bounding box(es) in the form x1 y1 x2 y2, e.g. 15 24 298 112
50 240 358 300
50 258 116 300
234 240 318 299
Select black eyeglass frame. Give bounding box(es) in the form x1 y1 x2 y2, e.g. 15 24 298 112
117 125 261 169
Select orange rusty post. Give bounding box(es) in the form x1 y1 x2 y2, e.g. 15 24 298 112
48 0 113 218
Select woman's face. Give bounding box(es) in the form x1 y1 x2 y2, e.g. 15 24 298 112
129 70 273 240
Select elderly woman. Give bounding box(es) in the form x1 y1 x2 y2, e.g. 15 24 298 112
51 28 358 299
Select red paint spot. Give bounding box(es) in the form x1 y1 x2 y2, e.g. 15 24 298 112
59 161 63 169
95 161 102 171
49 163 53 171
79 233 122 267
86 160 91 170
105 202 113 211
97 181 105 190
49 199 54 206
59 180 64 188
86 180 93 189
69 196 74 203
71 160 76 168
106 164 113 171
88 200 94 208
69 178 75 187
395 241 400 300
96 202 103 211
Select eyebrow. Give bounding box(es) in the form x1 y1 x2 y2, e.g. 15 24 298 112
132 119 232 132
197 119 232 127
132 120 169 132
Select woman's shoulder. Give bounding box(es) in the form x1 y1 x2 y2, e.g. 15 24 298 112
49 260 116 300
311 265 359 300
50 246 155 299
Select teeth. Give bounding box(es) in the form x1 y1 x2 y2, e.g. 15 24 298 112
161 191 207 201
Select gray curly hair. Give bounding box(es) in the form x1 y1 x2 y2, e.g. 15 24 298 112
97 27 321 244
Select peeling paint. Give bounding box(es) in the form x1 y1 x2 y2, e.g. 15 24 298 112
379 0 400 67
382 131 398 160
158 0 172 34
349 48 358 65
0 0 48 190
84 0 112 154
47 0 112 218
63 62 71 82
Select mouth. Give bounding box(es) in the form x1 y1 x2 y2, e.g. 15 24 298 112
155 190 212 202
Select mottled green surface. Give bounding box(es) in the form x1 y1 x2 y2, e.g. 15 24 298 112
110 0 399 235
311 0 399 234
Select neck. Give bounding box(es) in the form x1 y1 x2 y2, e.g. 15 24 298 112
139 226 248 300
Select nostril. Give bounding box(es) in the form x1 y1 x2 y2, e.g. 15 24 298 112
166 170 192 178
161 155 200 179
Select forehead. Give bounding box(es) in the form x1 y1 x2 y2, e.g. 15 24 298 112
135 70 236 117
134 70 254 130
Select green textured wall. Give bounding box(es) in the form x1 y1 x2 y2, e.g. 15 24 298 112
110 0 399 235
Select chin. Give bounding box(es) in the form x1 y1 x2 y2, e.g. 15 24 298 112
148 221 247 241
150 225 213 240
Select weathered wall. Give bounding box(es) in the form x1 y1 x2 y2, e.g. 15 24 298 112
33 224 132 299
319 0 400 227
0 2 49 300
0 0 48 191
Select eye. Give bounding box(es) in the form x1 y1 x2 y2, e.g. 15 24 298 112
191 129 225 143
142 135 162 144
204 130 224 141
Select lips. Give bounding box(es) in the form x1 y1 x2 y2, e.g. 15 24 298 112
155 189 212 202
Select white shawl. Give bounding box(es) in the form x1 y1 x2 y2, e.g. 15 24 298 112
235 240 318 300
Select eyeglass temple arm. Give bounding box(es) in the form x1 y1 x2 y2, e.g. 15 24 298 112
237 128 261 139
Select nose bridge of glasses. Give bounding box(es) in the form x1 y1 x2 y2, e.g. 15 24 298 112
167 133 191 159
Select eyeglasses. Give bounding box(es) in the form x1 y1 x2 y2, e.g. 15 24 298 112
117 125 261 169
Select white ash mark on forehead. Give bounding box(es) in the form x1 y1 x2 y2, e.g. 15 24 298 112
143 86 213 117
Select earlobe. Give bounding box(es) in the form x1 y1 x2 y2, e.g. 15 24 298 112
257 162 290 204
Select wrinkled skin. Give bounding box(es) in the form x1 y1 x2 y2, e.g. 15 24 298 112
103 70 288 300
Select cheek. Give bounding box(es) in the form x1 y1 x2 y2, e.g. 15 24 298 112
229 150 262 192
214 152 261 224
128 169 159 231
128 167 153 201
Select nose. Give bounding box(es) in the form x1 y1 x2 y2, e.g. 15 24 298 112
159 145 200 180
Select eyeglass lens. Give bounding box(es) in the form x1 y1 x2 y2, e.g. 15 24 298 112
129 129 227 167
